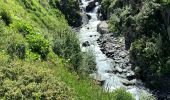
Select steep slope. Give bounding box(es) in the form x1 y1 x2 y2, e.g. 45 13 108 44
0 0 136 99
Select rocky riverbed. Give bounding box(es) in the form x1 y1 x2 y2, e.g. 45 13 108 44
97 32 137 86
96 22 170 99
79 0 154 99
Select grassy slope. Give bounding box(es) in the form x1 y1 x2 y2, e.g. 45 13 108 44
0 0 101 99
0 0 135 99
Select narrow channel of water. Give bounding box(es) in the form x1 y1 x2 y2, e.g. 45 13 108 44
79 0 152 99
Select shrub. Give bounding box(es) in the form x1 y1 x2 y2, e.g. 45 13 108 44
57 0 81 27
140 91 157 100
0 10 12 26
130 38 158 75
162 59 170 75
0 60 74 99
53 29 81 71
14 21 34 37
108 14 120 34
78 51 96 78
7 34 27 59
112 88 135 100
26 33 49 60
25 50 41 61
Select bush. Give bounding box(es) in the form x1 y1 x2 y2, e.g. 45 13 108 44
130 38 159 77
162 59 170 75
108 14 120 34
14 21 34 37
140 91 156 100
112 88 135 100
0 10 12 26
53 29 81 71
0 60 74 99
57 0 81 27
26 33 49 60
78 51 96 78
7 34 27 59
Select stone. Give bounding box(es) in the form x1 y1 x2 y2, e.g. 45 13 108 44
121 79 136 86
82 41 90 47
119 51 127 58
80 13 89 25
86 0 96 12
115 66 123 73
127 71 135 80
86 14 91 20
97 21 109 34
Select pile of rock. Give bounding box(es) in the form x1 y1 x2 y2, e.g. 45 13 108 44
97 33 136 86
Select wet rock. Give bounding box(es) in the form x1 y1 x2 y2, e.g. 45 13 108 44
86 14 91 20
81 13 89 25
115 66 123 73
121 79 136 86
82 41 90 47
118 73 127 78
97 21 109 34
119 51 127 58
127 71 135 80
86 0 96 12
115 44 121 49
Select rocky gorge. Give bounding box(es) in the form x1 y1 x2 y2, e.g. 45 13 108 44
79 0 154 99
93 0 170 99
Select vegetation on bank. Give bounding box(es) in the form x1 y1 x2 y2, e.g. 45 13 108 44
100 0 170 93
0 0 135 99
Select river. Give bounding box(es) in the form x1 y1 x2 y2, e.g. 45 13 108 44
79 0 152 99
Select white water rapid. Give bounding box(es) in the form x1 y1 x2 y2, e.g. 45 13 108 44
79 0 152 99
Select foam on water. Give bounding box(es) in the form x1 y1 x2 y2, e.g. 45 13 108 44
79 0 152 99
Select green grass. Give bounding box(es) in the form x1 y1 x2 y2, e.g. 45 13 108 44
0 0 136 99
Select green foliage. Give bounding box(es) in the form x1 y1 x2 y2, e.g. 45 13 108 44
130 36 169 87
102 0 170 91
79 51 96 78
53 28 81 71
14 21 34 37
0 10 12 26
7 33 27 59
56 0 81 27
140 91 157 100
0 0 138 99
109 14 120 34
161 0 170 4
112 88 135 100
162 59 170 75
26 33 49 60
0 60 74 99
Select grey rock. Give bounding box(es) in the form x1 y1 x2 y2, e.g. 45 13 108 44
80 13 89 25
86 0 96 12
121 79 136 86
97 21 109 34
82 41 90 47
127 71 135 80
119 51 127 58
115 66 123 73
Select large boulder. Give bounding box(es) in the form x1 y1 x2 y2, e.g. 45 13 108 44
97 21 109 34
86 0 96 12
80 13 89 25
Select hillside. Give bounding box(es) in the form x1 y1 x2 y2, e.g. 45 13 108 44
0 0 136 100
1 0 169 99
